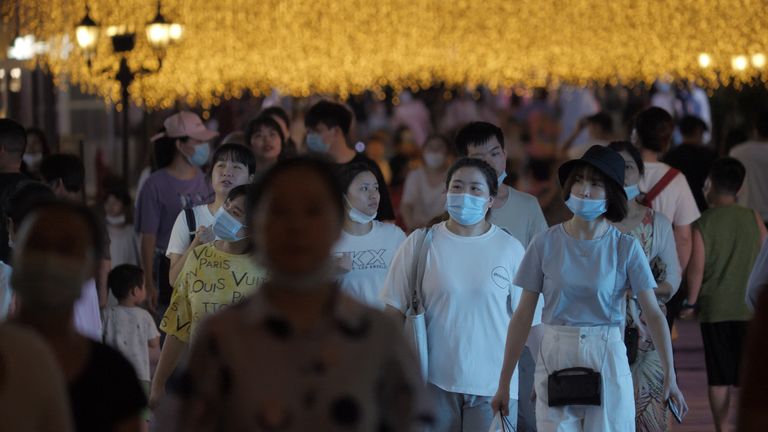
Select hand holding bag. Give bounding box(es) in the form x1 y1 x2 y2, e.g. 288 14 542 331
489 412 517 431
403 228 432 380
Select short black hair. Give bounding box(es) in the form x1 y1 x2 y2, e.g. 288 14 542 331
337 162 375 195
445 157 499 198
246 156 345 230
244 115 291 161
211 143 256 175
587 112 613 134
39 154 85 193
634 107 674 153
25 127 51 155
708 157 746 196
0 118 27 157
454 122 505 157
260 106 291 128
304 101 353 136
753 105 768 138
561 163 628 223
679 115 708 137
608 141 645 175
5 181 56 230
226 184 250 202
108 264 144 300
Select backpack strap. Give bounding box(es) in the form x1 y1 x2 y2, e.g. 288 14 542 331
640 168 680 208
184 208 197 244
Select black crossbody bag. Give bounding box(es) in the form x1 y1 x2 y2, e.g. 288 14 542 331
541 339 608 407
542 235 627 407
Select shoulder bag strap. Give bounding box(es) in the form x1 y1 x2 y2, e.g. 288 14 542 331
184 208 197 243
640 168 680 208
409 228 433 311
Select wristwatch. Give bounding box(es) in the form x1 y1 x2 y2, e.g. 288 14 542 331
681 299 697 309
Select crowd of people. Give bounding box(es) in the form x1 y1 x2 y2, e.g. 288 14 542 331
0 86 766 432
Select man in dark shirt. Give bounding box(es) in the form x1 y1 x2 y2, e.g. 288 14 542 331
0 119 28 263
304 100 395 221
664 115 717 212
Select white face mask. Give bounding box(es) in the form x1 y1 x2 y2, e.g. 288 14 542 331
106 214 126 226
23 153 43 170
423 152 445 169
345 198 376 224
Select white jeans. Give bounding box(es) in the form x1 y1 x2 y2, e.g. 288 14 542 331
534 325 635 432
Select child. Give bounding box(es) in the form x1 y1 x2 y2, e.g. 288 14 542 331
686 157 768 432
103 183 140 268
102 265 160 426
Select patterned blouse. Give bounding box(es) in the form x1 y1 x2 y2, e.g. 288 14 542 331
177 286 430 432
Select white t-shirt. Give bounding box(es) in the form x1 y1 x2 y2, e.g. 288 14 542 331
730 141 768 221
333 222 406 309
401 168 446 229
0 323 74 432
638 162 700 226
73 279 102 340
489 185 549 248
382 222 532 397
165 204 216 257
103 305 160 381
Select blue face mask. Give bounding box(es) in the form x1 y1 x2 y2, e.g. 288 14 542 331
445 193 488 226
187 142 210 167
624 184 640 201
213 206 245 241
498 171 508 187
306 133 330 153
565 195 608 221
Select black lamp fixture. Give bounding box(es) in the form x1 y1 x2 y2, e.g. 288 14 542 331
73 0 183 179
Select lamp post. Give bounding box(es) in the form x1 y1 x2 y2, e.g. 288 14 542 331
73 1 182 181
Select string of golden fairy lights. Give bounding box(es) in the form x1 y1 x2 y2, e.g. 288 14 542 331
3 0 768 109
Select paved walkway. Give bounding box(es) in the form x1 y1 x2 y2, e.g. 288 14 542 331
672 319 718 432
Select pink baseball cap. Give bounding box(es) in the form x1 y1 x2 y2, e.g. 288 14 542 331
162 111 218 141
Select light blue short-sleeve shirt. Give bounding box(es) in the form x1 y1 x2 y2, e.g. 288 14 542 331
514 224 656 326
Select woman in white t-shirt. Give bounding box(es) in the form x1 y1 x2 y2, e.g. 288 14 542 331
165 143 255 285
492 145 687 432
333 163 406 308
400 134 451 231
382 157 527 431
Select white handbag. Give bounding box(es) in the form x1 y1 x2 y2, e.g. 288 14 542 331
403 228 432 380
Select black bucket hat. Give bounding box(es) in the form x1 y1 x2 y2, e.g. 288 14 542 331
558 145 626 197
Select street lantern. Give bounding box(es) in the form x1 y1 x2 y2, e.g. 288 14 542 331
146 5 172 50
75 7 99 53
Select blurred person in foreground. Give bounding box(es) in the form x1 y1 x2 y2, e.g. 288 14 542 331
176 157 428 431
14 201 146 431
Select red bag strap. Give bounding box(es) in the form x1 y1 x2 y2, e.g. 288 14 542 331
640 168 680 208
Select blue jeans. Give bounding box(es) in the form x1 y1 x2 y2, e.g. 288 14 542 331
428 383 518 432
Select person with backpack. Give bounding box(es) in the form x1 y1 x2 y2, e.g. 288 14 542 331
165 143 255 286
382 157 529 431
